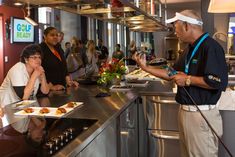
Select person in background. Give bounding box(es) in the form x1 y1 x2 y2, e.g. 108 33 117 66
86 40 99 76
0 44 49 108
146 49 156 61
133 10 227 157
70 37 88 67
40 27 78 91
57 31 64 45
67 37 88 79
64 42 71 58
112 44 124 60
96 39 109 63
129 40 137 57
127 40 137 65
57 31 66 57
78 39 88 66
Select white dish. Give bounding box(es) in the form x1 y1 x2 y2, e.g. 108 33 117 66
110 85 132 91
125 69 160 81
14 107 73 118
13 100 37 109
126 81 149 87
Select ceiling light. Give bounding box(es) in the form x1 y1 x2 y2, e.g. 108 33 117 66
24 3 38 26
208 0 235 13
14 2 23 6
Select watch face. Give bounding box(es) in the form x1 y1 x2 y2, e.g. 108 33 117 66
186 77 191 86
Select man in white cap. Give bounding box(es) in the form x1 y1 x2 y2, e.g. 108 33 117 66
134 10 227 157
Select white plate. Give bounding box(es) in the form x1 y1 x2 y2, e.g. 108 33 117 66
60 102 83 109
125 69 160 81
126 81 149 87
110 85 132 91
14 107 73 118
13 100 37 109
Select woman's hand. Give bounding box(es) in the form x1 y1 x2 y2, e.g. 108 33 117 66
31 66 45 80
66 80 79 87
65 75 79 87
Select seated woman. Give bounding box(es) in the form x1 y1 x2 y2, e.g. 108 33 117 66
0 44 49 107
112 44 124 60
40 27 78 91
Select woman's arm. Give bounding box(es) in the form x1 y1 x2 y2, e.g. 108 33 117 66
39 70 50 94
22 71 40 100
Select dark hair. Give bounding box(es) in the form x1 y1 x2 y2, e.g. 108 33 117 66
20 44 42 63
116 44 121 48
43 26 57 36
65 42 70 46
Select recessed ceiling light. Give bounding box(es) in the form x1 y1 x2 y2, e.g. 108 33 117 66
14 2 23 6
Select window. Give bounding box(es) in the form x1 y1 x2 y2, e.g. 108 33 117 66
228 14 235 54
38 7 52 43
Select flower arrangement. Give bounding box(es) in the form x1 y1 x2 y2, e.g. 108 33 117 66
97 58 126 85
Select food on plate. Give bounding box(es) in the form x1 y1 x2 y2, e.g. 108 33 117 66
23 107 34 113
39 107 50 114
16 103 24 107
66 102 75 108
16 101 30 107
56 108 67 114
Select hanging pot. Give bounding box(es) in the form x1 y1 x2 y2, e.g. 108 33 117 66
111 0 124 17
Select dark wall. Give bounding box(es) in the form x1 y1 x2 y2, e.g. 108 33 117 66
0 6 30 83
81 16 88 43
201 0 214 35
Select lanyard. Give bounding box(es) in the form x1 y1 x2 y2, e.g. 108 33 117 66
184 33 209 74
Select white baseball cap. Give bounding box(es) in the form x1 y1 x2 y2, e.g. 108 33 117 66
166 12 203 26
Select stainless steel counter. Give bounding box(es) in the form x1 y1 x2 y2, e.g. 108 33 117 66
136 80 175 96
1 85 138 157
51 86 137 157
0 80 176 157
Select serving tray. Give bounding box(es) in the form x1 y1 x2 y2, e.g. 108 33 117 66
14 102 83 118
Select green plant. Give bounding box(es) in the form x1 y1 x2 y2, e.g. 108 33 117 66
97 58 126 85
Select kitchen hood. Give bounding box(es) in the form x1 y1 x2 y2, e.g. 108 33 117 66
4 0 167 32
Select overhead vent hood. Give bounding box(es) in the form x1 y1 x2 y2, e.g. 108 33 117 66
5 0 167 32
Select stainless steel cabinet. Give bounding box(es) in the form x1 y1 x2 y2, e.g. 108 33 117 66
118 102 138 157
142 95 181 157
78 120 117 157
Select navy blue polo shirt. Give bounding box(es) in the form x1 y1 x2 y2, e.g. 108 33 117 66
173 33 228 105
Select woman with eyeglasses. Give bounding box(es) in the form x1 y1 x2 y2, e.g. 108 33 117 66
0 44 49 110
40 27 78 91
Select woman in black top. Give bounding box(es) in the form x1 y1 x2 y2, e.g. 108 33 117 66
40 27 78 91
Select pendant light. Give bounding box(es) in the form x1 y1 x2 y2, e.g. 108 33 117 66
208 0 235 13
24 3 38 26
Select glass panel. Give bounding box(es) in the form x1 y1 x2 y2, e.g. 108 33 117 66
117 24 120 44
38 7 51 24
108 22 112 54
228 14 235 54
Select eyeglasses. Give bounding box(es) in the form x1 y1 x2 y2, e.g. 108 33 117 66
29 56 41 60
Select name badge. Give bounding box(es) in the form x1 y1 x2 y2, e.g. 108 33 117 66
192 59 198 64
